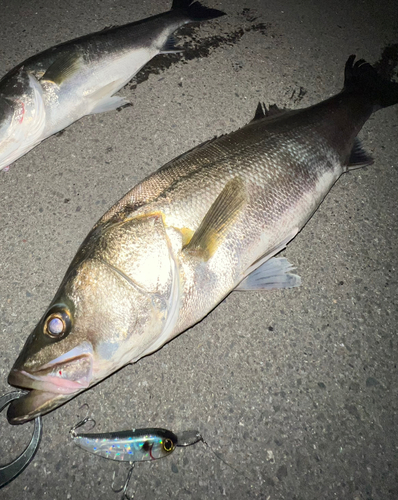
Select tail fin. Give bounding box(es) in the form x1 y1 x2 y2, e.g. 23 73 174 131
171 0 225 21
344 55 398 109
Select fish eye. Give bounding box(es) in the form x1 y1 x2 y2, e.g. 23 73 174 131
163 438 174 452
43 308 71 339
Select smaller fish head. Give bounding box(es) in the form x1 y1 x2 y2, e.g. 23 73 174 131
0 95 18 163
0 95 14 133
0 70 46 170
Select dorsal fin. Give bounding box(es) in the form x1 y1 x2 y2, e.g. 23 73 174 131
252 102 267 121
251 102 288 122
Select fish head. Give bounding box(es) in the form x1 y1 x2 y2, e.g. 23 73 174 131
0 95 18 167
0 69 46 171
0 95 14 133
8 214 178 424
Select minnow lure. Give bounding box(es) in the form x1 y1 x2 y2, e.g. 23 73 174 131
70 419 245 499
70 419 201 462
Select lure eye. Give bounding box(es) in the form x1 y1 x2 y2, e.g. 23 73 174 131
43 308 71 339
163 438 174 452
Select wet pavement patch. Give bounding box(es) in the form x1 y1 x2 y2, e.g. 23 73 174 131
131 15 271 87
374 44 398 80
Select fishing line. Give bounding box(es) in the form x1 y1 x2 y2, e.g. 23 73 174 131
196 434 253 483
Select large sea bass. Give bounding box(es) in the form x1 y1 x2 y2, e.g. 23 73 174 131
8 57 398 423
0 0 224 172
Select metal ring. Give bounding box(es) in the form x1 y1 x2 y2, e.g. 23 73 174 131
0 391 42 489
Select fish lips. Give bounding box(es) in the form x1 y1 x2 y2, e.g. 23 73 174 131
7 344 94 424
7 390 71 424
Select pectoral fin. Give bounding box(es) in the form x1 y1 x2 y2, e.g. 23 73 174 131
183 177 246 261
236 257 301 291
41 51 83 85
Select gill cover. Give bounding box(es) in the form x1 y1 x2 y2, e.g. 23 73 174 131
0 69 46 171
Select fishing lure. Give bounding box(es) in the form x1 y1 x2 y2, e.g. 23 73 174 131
70 418 201 462
70 418 245 499
70 418 203 499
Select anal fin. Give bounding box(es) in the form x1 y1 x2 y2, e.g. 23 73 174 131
235 257 301 291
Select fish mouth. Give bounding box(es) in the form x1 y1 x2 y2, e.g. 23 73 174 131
7 389 72 425
7 344 94 424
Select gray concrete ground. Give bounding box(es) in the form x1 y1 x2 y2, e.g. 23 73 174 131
0 1 397 499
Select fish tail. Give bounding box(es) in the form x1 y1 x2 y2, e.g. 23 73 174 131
171 0 225 21
344 55 398 110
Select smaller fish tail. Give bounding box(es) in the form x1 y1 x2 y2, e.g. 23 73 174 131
344 55 398 109
171 0 225 21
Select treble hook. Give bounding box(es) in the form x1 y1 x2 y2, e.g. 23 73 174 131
69 416 96 437
69 403 96 437
112 463 136 500
0 391 42 489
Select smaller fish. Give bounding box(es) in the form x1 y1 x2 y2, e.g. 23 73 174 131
0 0 225 172
71 418 201 462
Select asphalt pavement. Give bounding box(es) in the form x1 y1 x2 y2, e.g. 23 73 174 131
0 1 397 499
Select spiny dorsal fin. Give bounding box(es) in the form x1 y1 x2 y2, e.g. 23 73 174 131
347 137 374 169
252 102 287 122
184 177 246 260
252 102 267 121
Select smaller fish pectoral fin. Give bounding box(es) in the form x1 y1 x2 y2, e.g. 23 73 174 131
41 51 83 86
183 177 246 261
